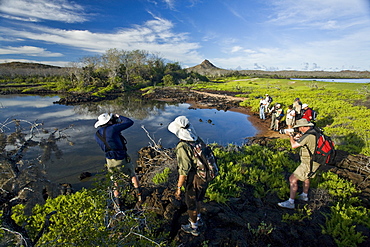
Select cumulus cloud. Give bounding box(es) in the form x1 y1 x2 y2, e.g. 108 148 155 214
0 0 88 23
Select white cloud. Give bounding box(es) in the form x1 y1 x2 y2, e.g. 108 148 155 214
0 16 202 63
211 24 370 71
231 46 243 53
162 0 175 10
268 0 369 29
0 14 39 22
0 46 63 57
0 0 88 23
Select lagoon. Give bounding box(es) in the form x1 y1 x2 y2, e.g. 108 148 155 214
290 78 370 83
0 94 257 190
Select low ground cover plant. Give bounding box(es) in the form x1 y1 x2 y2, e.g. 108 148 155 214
192 77 370 155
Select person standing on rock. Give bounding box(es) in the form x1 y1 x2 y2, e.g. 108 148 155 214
278 119 319 209
94 113 141 212
168 116 207 236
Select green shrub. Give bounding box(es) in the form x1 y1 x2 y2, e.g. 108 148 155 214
152 167 171 184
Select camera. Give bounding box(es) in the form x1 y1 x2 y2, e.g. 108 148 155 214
279 128 295 134
111 114 119 124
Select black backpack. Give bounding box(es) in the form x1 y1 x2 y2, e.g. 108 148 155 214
184 139 219 182
311 108 318 121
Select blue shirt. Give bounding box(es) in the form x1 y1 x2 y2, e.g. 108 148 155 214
95 116 134 160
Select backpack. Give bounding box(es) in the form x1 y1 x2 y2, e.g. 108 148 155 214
184 140 219 182
305 128 336 176
311 108 318 121
268 96 273 103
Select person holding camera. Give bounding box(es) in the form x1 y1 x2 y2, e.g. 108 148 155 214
94 113 141 211
278 118 320 209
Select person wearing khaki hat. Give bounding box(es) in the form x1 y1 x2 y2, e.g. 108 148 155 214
94 113 141 212
168 116 206 236
278 118 318 209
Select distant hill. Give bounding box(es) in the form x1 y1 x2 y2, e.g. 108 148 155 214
186 60 370 78
0 62 66 77
185 59 230 76
1 61 369 79
0 62 62 69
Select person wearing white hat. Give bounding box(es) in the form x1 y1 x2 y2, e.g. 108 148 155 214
168 116 207 236
301 103 313 122
94 113 141 211
278 118 319 209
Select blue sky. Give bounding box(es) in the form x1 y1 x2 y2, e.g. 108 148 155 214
1 0 370 71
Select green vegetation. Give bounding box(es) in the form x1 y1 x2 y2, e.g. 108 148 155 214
152 167 171 185
5 141 368 246
1 62 370 245
0 50 209 96
208 143 369 245
190 77 370 155
10 189 170 246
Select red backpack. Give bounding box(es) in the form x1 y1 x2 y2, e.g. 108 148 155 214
305 128 336 177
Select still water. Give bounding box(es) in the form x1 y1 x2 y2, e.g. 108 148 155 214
290 78 370 83
0 94 257 190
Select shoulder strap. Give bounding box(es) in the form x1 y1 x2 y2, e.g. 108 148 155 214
302 129 319 177
96 128 112 152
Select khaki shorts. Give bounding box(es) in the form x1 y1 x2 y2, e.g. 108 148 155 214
293 161 320 181
106 157 136 179
286 118 294 127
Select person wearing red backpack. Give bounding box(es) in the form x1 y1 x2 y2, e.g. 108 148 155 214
278 119 320 209
168 116 207 236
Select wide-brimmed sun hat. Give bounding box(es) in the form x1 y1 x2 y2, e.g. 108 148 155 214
302 103 309 108
293 118 314 128
94 113 113 128
168 116 198 141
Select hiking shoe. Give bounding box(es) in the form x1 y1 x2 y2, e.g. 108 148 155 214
297 194 308 202
181 223 200 236
278 200 295 209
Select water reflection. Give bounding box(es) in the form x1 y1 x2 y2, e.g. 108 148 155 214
0 94 257 190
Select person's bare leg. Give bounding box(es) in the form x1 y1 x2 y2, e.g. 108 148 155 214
302 179 310 194
188 210 197 224
289 174 299 199
131 175 140 188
